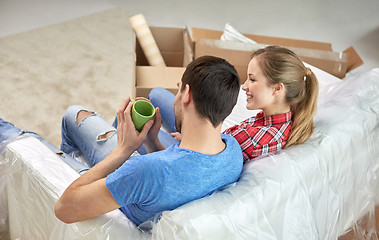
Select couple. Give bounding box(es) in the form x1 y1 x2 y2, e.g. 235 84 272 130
0 46 318 227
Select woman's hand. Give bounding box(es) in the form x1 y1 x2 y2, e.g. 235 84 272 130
115 97 154 155
170 132 182 142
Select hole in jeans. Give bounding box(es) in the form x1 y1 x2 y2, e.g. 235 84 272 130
97 131 116 140
76 110 95 127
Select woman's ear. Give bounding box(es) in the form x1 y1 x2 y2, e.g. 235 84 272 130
273 82 284 95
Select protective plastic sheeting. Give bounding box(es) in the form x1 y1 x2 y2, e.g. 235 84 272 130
1 68 378 239
0 137 148 240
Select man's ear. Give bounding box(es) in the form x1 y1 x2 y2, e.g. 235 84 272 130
273 82 284 95
182 84 192 105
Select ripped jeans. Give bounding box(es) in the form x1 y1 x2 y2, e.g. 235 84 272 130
60 105 132 167
60 105 178 167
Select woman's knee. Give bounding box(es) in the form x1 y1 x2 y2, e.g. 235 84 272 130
148 87 174 108
148 87 168 102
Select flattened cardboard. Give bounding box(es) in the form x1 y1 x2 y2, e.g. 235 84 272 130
343 46 364 73
192 28 363 79
192 27 333 51
134 26 193 98
195 39 349 81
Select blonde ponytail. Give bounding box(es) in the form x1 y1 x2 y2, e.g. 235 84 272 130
251 46 319 148
285 67 318 147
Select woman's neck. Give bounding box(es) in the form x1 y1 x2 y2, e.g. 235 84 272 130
262 102 291 117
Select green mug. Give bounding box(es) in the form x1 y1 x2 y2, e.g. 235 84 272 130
131 100 156 131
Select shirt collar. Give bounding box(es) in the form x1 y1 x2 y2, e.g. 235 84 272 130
255 111 292 126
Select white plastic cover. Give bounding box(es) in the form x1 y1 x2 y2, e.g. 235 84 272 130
1 68 379 239
220 23 257 44
152 68 379 239
0 136 149 240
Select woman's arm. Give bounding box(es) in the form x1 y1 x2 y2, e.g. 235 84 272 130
170 132 182 141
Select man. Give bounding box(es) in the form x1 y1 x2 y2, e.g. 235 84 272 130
53 56 243 226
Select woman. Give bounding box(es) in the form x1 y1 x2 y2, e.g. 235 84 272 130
148 46 319 163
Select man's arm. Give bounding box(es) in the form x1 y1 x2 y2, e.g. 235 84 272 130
54 147 131 223
55 97 154 223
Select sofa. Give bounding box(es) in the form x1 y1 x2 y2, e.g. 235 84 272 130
1 65 378 239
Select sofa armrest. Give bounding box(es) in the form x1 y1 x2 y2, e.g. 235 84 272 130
2 137 148 240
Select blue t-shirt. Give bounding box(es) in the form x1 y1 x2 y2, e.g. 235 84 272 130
106 134 242 225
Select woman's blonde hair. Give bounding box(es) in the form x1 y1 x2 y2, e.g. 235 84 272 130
251 46 319 148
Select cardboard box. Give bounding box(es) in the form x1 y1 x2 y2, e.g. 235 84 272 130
133 26 363 98
192 27 363 80
133 26 193 98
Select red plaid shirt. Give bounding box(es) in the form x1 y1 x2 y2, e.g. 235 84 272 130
223 111 292 163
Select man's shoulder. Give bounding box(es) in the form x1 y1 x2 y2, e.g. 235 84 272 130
132 144 182 164
135 137 241 166
221 134 241 150
220 134 243 164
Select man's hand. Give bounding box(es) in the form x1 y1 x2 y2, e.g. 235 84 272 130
132 97 161 145
55 96 155 224
125 97 165 153
115 97 154 154
144 107 161 144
